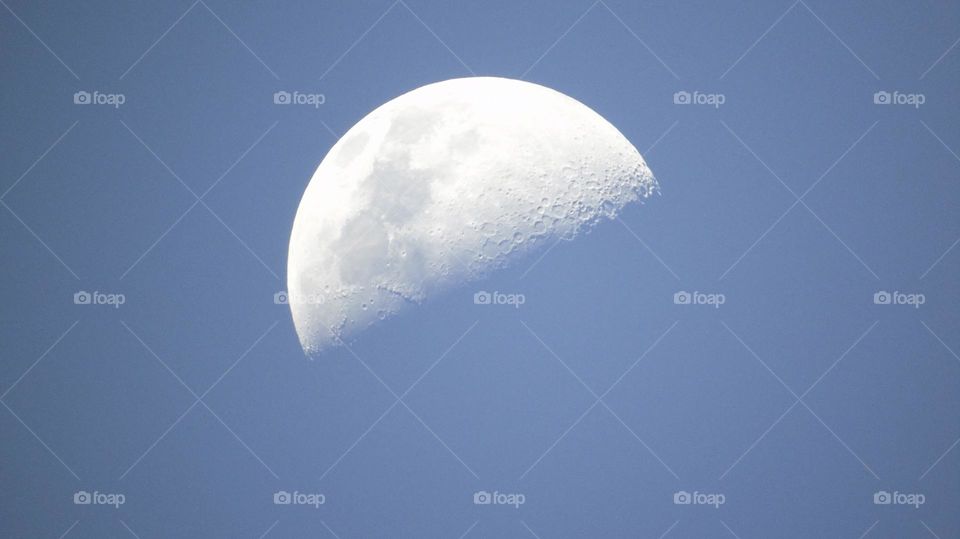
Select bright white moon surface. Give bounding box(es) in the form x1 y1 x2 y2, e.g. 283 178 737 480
288 77 657 354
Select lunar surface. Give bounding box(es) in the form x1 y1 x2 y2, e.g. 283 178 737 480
288 77 657 354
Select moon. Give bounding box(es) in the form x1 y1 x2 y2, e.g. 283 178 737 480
287 77 657 354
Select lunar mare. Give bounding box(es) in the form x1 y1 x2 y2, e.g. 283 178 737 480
288 77 657 354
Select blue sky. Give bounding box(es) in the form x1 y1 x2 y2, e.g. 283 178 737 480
1 0 959 537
